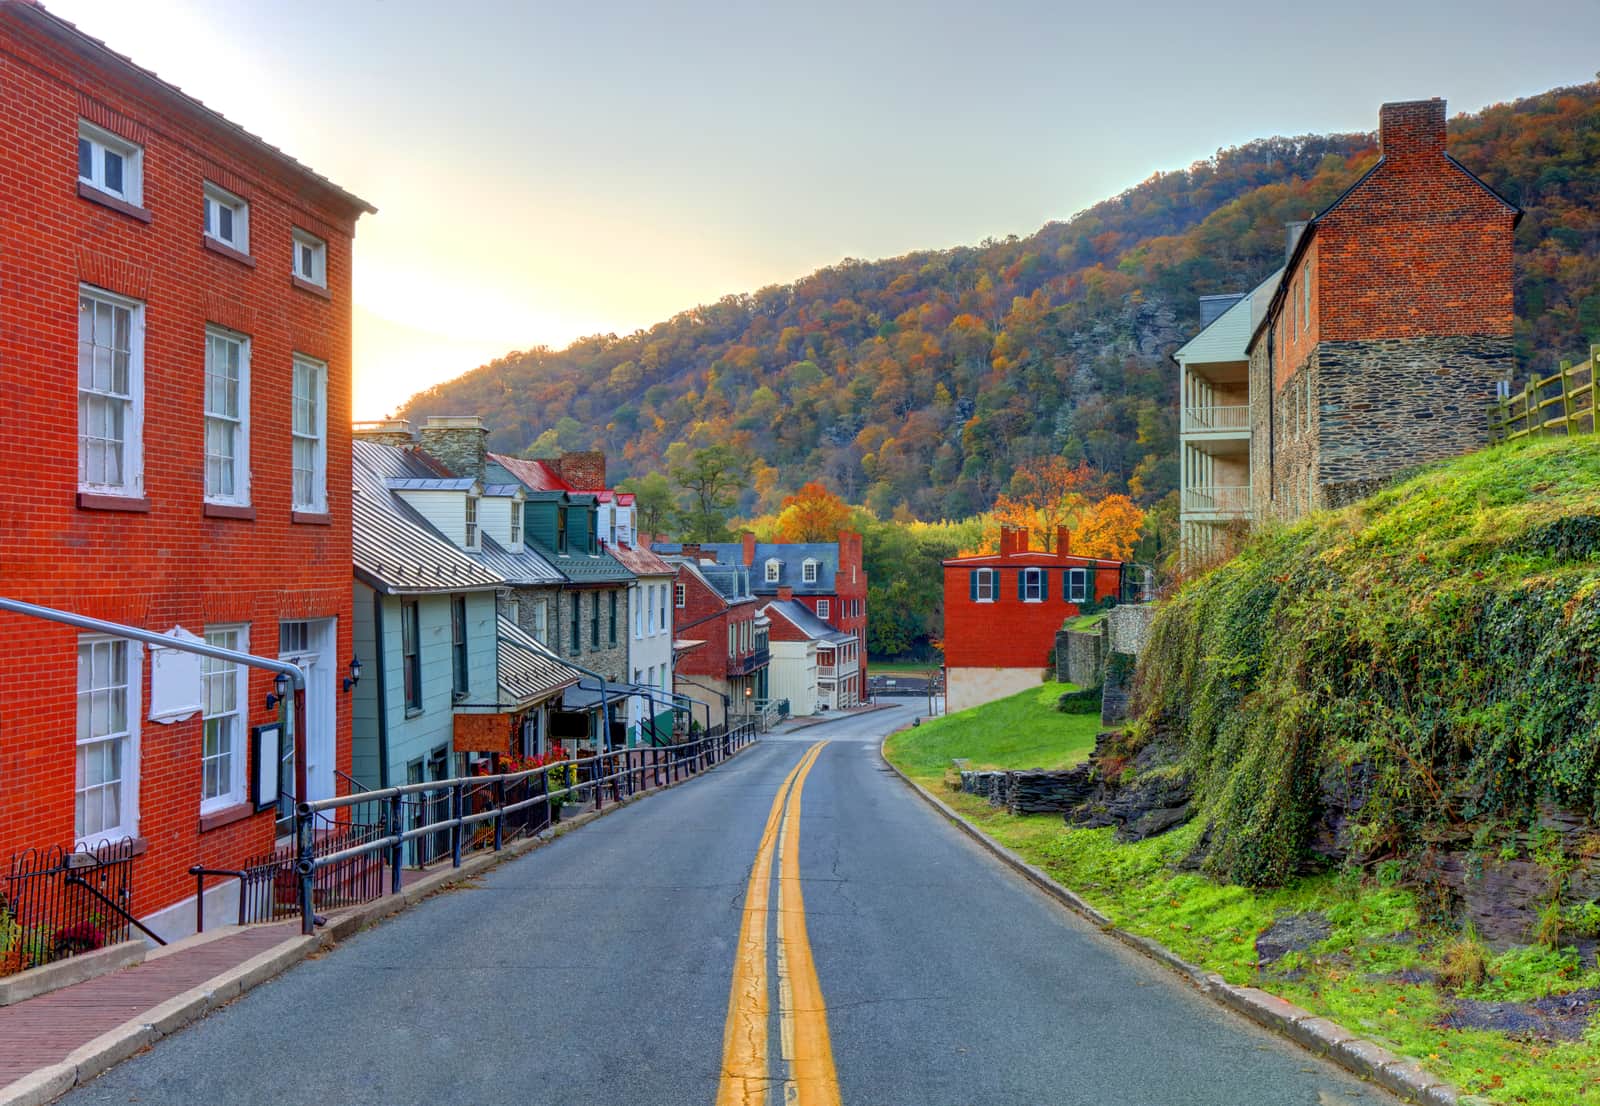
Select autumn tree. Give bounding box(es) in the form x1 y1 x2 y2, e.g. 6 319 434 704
670 444 749 541
775 482 851 542
1073 494 1145 560
617 471 674 541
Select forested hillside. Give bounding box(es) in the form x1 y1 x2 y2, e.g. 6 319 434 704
400 83 1600 521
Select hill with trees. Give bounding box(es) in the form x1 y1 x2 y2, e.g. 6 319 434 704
399 82 1600 527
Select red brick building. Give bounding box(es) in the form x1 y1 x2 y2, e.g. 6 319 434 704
941 526 1123 713
1247 97 1520 519
0 2 373 938
668 557 768 729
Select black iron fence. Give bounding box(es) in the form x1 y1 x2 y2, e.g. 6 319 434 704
3 837 152 975
281 726 759 936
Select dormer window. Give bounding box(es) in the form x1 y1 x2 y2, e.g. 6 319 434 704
765 559 781 583
802 560 818 584
509 499 523 546
556 507 568 554
464 495 479 549
588 516 598 555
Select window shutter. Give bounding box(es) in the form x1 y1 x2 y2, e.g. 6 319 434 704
1016 571 1025 601
969 570 978 601
1062 570 1071 601
1040 570 1049 601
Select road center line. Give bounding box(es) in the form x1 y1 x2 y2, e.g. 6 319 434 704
776 742 842 1106
716 742 826 1106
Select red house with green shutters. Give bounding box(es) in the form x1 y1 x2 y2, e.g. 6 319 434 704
941 526 1123 713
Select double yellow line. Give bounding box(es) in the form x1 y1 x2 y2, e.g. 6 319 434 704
716 740 841 1106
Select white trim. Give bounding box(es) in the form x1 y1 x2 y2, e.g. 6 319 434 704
291 227 327 287
764 559 781 583
816 598 830 620
77 119 142 204
973 568 996 603
1021 567 1044 603
75 635 141 846
291 353 328 511
200 624 250 814
801 559 819 584
203 325 251 506
77 286 145 497
203 181 249 253
1067 567 1090 604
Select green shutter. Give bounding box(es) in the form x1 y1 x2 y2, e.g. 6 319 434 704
1040 570 1049 601
1016 570 1025 600
969 570 978 601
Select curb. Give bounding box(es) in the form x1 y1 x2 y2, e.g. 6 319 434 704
877 744 1475 1106
0 740 760 1106
778 702 901 732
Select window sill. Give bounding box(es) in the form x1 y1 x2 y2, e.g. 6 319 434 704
404 706 425 719
973 597 995 604
72 834 148 858
77 492 150 513
291 274 332 300
291 510 331 525
202 235 256 268
78 181 152 223
204 502 256 520
199 802 253 833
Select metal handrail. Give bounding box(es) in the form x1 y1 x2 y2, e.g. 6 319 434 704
289 724 761 935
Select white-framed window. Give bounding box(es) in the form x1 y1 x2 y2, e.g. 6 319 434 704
532 599 548 644
802 560 819 584
1067 568 1090 604
292 228 327 287
464 495 480 549
203 182 249 253
77 120 142 204
78 287 144 496
659 586 667 631
675 583 686 609
291 354 327 511
509 499 523 546
817 599 830 620
76 635 140 843
1022 568 1045 602
765 559 781 583
204 326 250 504
201 625 249 813
508 598 520 624
972 568 996 603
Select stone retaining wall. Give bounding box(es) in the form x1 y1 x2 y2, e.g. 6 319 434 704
1055 627 1105 686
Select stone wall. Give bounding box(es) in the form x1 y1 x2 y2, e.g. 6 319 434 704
1055 627 1104 686
1101 653 1138 726
1106 604 1154 657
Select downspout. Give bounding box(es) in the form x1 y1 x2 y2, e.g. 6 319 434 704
372 590 391 789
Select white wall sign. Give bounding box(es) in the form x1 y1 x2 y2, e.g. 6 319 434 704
148 625 204 724
253 723 282 811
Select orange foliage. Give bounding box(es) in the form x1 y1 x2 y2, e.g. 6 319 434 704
1072 495 1145 560
775 481 852 542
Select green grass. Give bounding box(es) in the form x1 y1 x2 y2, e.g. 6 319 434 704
884 681 1600 1105
882 681 1099 781
1060 611 1107 632
867 659 942 676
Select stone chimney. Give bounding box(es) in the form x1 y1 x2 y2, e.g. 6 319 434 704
1379 98 1447 161
741 531 756 565
351 418 415 449
1056 526 1072 557
551 450 607 491
418 416 488 481
1285 220 1309 262
777 585 794 601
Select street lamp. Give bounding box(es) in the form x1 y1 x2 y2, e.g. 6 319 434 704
342 655 363 692
265 671 289 711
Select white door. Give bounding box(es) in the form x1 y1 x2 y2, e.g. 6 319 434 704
280 618 337 806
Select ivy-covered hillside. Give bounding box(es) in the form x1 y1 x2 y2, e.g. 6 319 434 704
1138 437 1600 889
401 83 1600 521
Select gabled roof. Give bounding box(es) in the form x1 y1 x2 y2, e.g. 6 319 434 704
474 533 565 586
1173 268 1283 367
762 600 855 645
488 453 572 493
3 1 375 218
607 541 674 578
496 616 581 709
653 541 843 594
352 441 504 595
386 476 477 492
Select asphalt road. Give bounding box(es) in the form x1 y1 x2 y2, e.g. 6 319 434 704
64 708 1397 1105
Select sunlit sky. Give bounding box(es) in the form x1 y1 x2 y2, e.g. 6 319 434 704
44 0 1600 419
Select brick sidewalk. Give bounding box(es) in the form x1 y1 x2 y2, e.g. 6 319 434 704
0 922 298 1085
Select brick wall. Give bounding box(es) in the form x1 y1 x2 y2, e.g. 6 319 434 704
942 560 1122 670
0 9 367 921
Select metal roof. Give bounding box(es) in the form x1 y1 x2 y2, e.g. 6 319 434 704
385 477 478 492
607 540 675 578
487 453 572 493
352 441 504 595
654 541 842 594
762 600 855 645
482 483 525 498
1173 269 1282 367
496 616 581 708
474 533 565 586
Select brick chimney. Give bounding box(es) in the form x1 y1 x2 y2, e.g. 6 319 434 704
1379 98 1447 161
418 415 488 481
351 418 415 449
741 531 756 565
777 585 794 601
552 450 607 491
1056 526 1072 557
681 542 702 561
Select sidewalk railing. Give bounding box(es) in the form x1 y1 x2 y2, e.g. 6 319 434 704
281 725 759 935
3 838 155 976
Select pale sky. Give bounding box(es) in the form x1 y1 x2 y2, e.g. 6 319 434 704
44 0 1600 419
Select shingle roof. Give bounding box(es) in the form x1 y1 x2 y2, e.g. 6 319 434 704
763 600 855 645
607 541 674 578
352 442 504 595
653 542 841 594
496 616 580 708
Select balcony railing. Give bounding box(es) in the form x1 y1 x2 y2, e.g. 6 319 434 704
1182 404 1250 432
1182 485 1252 516
816 664 835 678
729 647 770 676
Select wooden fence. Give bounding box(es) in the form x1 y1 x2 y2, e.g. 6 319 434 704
1489 344 1599 444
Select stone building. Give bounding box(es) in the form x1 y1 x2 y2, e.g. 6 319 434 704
1245 98 1521 520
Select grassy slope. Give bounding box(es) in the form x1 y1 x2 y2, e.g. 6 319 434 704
882 682 1100 781
885 652 1600 1103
